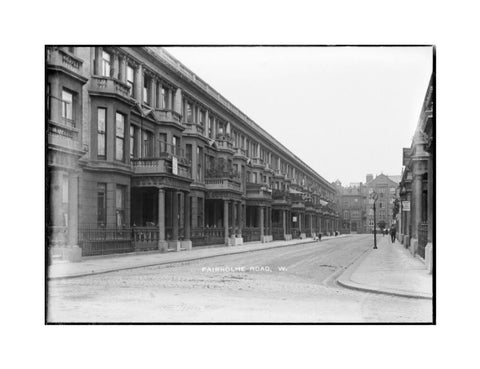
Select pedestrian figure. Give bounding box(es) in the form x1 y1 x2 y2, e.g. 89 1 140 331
318 233 322 242
390 226 396 243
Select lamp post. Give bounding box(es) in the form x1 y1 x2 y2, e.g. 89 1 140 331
370 191 378 249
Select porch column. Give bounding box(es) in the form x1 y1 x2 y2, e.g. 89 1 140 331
184 193 191 240
282 210 286 235
310 214 313 236
299 213 302 232
412 174 422 239
158 189 167 251
237 202 243 237
259 206 265 241
67 172 79 247
233 201 238 236
172 191 179 241
427 155 433 242
224 199 229 245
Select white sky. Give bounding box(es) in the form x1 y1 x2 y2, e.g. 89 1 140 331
164 46 432 186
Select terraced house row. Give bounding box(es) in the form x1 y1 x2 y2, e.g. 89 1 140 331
46 46 339 261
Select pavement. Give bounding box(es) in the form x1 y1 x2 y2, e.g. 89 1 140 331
337 235 433 299
48 235 345 280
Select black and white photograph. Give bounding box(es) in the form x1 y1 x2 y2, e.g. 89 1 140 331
4 0 480 368
45 45 435 323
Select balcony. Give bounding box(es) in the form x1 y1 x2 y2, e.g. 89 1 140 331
272 189 291 206
233 147 247 160
215 134 234 152
89 76 133 103
246 182 272 200
205 177 242 192
47 120 82 153
274 169 286 179
131 156 191 179
251 157 265 168
184 122 205 135
155 109 183 125
47 48 86 82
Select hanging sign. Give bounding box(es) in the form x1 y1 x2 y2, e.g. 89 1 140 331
402 201 410 211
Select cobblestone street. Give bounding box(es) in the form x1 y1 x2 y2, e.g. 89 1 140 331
48 235 432 322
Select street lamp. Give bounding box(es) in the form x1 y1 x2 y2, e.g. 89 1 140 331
370 191 378 249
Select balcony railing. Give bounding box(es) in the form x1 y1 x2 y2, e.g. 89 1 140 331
185 122 204 135
205 177 241 192
155 109 182 124
47 120 81 151
251 157 265 167
89 76 132 100
47 47 84 75
131 157 191 178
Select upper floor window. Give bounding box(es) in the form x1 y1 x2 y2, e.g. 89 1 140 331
186 102 193 123
67 47 75 54
61 89 74 125
97 108 106 159
101 51 111 77
143 76 150 105
115 112 125 161
161 87 169 109
126 65 134 97
199 110 206 127
129 125 136 159
208 116 213 138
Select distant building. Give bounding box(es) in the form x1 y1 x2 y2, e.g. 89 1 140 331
333 181 367 234
365 174 400 232
398 74 434 273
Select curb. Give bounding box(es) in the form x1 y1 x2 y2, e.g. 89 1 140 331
49 235 349 281
335 244 433 300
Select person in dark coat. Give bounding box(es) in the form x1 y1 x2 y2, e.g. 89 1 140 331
389 226 396 243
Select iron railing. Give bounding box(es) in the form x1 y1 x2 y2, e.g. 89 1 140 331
78 225 133 256
243 227 261 242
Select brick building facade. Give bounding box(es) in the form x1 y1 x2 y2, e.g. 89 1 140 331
365 174 400 233
47 46 339 260
334 181 367 234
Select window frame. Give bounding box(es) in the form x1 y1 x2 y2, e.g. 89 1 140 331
115 112 126 162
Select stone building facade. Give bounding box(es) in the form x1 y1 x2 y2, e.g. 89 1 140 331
333 181 367 234
365 174 400 233
46 46 339 260
398 74 434 273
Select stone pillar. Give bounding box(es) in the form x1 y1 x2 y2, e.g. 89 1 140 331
95 47 103 76
135 64 143 103
233 201 238 236
260 206 265 242
66 173 81 262
183 192 192 250
135 127 142 158
150 78 156 108
174 88 183 115
158 189 168 252
172 191 179 241
282 210 286 236
299 213 302 232
427 155 433 242
112 52 119 79
237 202 243 237
224 199 229 245
119 56 127 83
412 173 422 240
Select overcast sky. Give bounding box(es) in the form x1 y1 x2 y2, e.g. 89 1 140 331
165 46 432 186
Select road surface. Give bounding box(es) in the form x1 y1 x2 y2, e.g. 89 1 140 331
47 235 432 323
